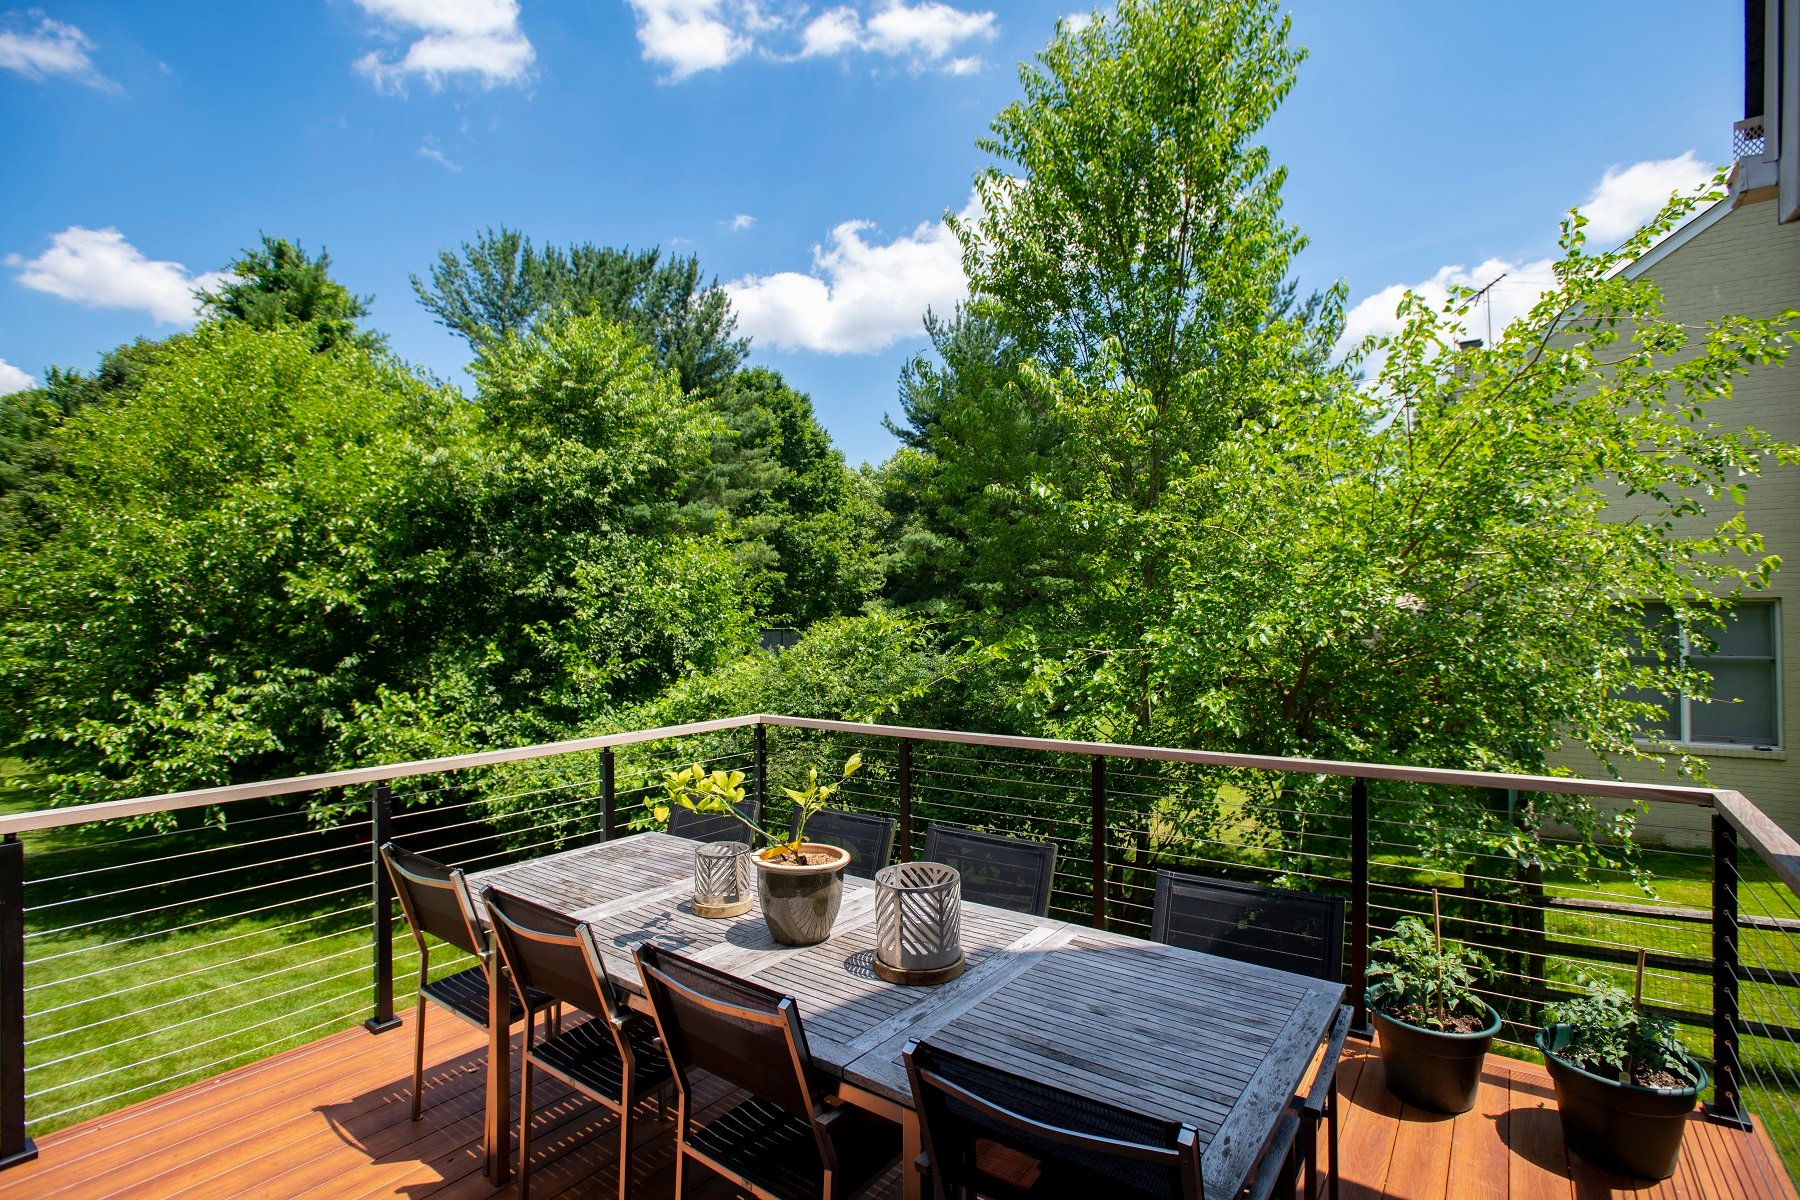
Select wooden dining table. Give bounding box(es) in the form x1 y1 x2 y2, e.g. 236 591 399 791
467 830 1346 1200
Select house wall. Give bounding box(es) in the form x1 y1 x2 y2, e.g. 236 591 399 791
1557 192 1800 846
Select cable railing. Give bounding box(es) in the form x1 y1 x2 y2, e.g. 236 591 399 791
0 711 1797 1189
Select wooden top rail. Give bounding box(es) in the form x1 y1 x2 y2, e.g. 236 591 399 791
1716 790 1800 895
761 715 1721 803
0 715 761 835
4 713 1794 896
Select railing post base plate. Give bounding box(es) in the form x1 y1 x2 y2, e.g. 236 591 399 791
0 1137 38 1171
363 1015 403 1035
1704 1101 1752 1131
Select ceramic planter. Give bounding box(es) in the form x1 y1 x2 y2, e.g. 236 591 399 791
1369 999 1501 1114
1536 1024 1705 1180
753 843 849 946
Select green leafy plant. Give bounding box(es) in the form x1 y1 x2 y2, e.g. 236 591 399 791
1544 971 1699 1088
654 753 862 864
1365 915 1490 1032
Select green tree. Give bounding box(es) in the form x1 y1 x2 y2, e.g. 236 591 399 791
452 311 756 722
0 340 165 548
412 229 746 396
0 322 462 801
198 235 381 353
1143 195 1798 861
937 0 1320 741
691 368 883 626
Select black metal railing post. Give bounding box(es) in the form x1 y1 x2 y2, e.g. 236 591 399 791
1 833 36 1169
365 783 400 1034
897 738 914 862
1709 810 1748 1127
1091 756 1108 930
602 748 618 840
754 722 768 817
1349 777 1371 1036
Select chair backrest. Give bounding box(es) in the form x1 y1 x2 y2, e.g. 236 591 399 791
381 842 485 959
904 1039 1202 1200
634 942 822 1121
667 798 762 844
922 825 1057 916
482 886 621 1022
793 809 897 878
1150 870 1344 982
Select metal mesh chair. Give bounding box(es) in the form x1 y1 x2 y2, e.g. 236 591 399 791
903 1038 1208 1200
483 887 673 1200
921 825 1057 916
634 943 900 1200
1151 869 1350 1200
379 843 556 1122
667 797 762 843
794 809 897 878
1150 870 1344 980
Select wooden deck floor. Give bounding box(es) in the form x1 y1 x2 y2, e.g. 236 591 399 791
1 1014 1791 1200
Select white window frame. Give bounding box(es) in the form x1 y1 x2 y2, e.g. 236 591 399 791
1630 600 1783 751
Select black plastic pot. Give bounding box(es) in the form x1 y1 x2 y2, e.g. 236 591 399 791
1368 998 1501 1114
1536 1024 1705 1180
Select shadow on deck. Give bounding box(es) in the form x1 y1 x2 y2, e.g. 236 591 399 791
4 1016 1791 1200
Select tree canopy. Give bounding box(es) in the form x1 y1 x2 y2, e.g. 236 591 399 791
197 235 382 353
411 229 746 397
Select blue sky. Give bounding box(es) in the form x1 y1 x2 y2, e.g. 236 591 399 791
0 1 1743 465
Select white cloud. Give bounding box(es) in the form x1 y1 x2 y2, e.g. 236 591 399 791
797 0 996 70
1062 11 1095 33
0 13 113 88
10 227 225 324
0 357 33 394
726 213 755 231
353 0 534 93
624 0 996 79
725 194 971 354
1578 151 1715 245
626 0 752 80
418 140 462 171
864 0 995 58
800 7 862 57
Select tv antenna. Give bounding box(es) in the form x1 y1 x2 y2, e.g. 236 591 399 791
1468 272 1507 347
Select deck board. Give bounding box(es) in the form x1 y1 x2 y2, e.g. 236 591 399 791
2 1018 1791 1200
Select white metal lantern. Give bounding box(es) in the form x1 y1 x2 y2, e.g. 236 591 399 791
873 861 965 985
693 841 753 918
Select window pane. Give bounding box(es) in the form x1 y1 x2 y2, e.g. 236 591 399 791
1694 603 1775 658
1629 603 1679 662
1620 685 1680 740
1688 660 1778 745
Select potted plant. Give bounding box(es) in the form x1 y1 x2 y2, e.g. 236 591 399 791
1364 907 1501 1114
1536 959 1705 1180
656 753 862 946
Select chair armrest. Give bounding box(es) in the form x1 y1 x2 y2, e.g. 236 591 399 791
1303 1004 1354 1116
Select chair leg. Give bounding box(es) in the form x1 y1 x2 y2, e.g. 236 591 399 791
1302 1109 1323 1200
616 1097 634 1200
410 994 427 1122
517 1057 533 1200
